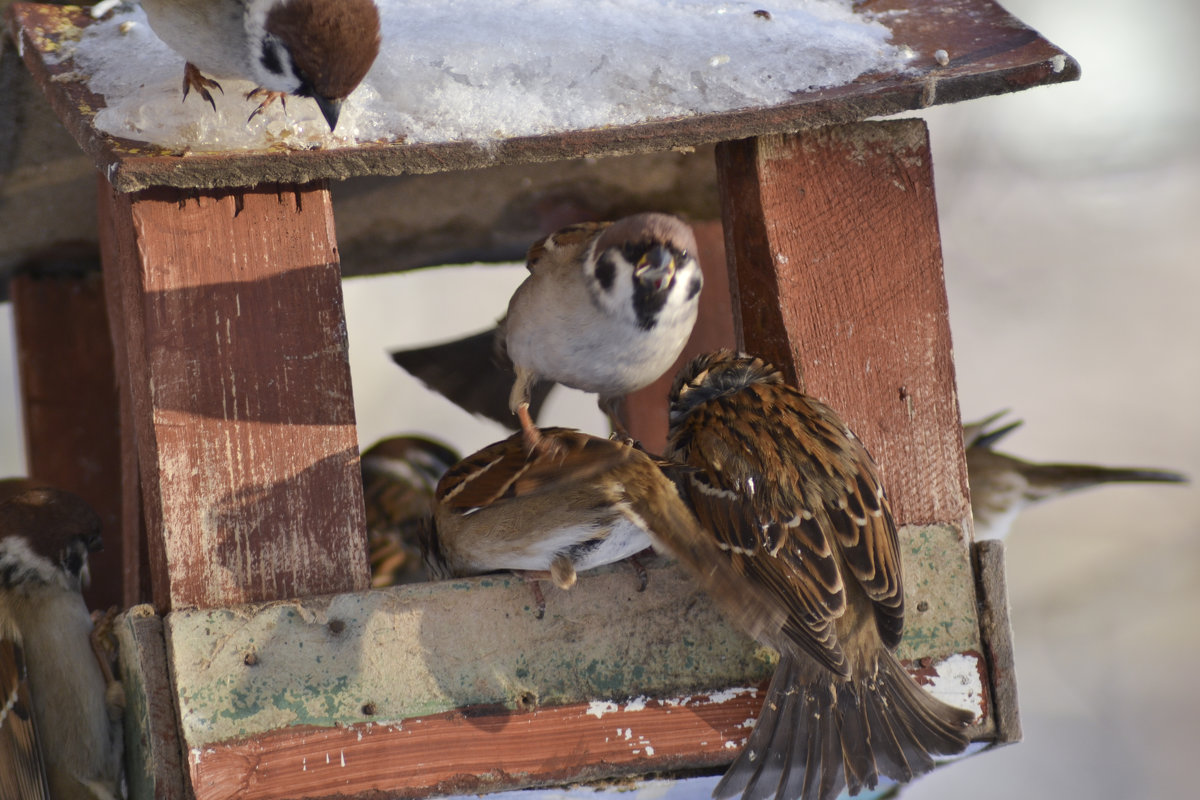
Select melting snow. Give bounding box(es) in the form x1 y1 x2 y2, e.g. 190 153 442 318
57 0 910 151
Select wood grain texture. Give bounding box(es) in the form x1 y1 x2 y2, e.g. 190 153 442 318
716 121 969 526
98 179 369 610
9 267 127 610
187 691 759 800
625 219 737 452
97 177 154 608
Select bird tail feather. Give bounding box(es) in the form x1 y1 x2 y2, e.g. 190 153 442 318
390 329 554 427
714 651 973 800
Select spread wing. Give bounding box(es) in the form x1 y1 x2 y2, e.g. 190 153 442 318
668 389 904 678
0 637 51 800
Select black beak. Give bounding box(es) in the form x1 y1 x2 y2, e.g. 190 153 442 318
635 244 675 289
315 95 344 131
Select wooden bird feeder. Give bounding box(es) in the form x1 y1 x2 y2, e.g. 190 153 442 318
3 1 1073 797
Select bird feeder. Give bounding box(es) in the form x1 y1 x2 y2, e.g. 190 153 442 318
3 1 1073 797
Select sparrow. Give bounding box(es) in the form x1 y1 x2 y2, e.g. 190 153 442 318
965 410 1188 541
138 0 382 130
392 213 703 452
422 426 767 619
665 351 974 800
0 483 125 800
360 434 461 587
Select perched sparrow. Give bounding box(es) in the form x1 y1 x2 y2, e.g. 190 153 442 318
666 351 973 800
139 0 382 130
425 425 767 620
965 410 1188 541
393 213 703 451
0 484 124 800
361 434 460 587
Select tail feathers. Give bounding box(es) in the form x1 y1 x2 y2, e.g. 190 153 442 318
714 652 973 800
389 329 554 427
1022 463 1188 499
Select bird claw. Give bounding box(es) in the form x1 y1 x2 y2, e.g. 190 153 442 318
182 63 222 112
627 554 649 592
514 571 549 619
246 88 287 124
89 606 120 687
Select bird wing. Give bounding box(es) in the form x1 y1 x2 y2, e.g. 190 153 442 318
436 428 626 511
0 637 51 800
670 391 905 677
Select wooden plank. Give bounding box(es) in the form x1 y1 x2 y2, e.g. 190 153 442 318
5 0 1079 192
97 178 369 610
624 219 736 453
96 176 153 608
189 694 757 800
166 545 986 800
9 261 126 610
973 539 1021 746
715 121 969 527
115 605 187 800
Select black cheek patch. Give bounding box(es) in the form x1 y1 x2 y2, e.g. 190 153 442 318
594 254 616 291
260 41 284 76
686 275 702 301
64 550 84 578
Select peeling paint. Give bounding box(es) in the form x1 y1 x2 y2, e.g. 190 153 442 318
926 653 985 719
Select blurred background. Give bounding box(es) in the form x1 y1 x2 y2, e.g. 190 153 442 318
1 0 1197 797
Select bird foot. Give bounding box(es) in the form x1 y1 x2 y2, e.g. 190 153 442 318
89 606 120 687
513 571 551 619
246 88 288 124
182 63 223 111
626 553 649 592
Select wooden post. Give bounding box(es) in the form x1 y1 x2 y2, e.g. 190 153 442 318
96 177 369 611
624 219 737 452
9 262 129 610
715 120 970 527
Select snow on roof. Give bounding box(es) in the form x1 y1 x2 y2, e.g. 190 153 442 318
61 0 909 152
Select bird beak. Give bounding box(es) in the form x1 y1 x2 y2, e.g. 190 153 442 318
635 245 675 290
315 95 344 131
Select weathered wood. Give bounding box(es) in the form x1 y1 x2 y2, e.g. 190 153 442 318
9 263 126 610
166 538 985 800
97 177 369 610
96 179 153 608
5 1 1079 192
973 539 1021 746
115 605 187 800
625 219 737 453
189 695 754 800
716 121 969 527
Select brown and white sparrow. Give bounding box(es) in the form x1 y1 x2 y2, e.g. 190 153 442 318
392 213 703 451
665 351 973 800
965 410 1188 541
138 0 381 130
0 483 125 800
361 434 460 587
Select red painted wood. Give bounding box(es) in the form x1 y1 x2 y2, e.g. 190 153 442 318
624 220 738 453
97 178 369 610
9 266 127 610
189 691 761 800
716 122 969 526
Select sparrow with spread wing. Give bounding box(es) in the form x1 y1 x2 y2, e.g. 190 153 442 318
665 351 974 800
